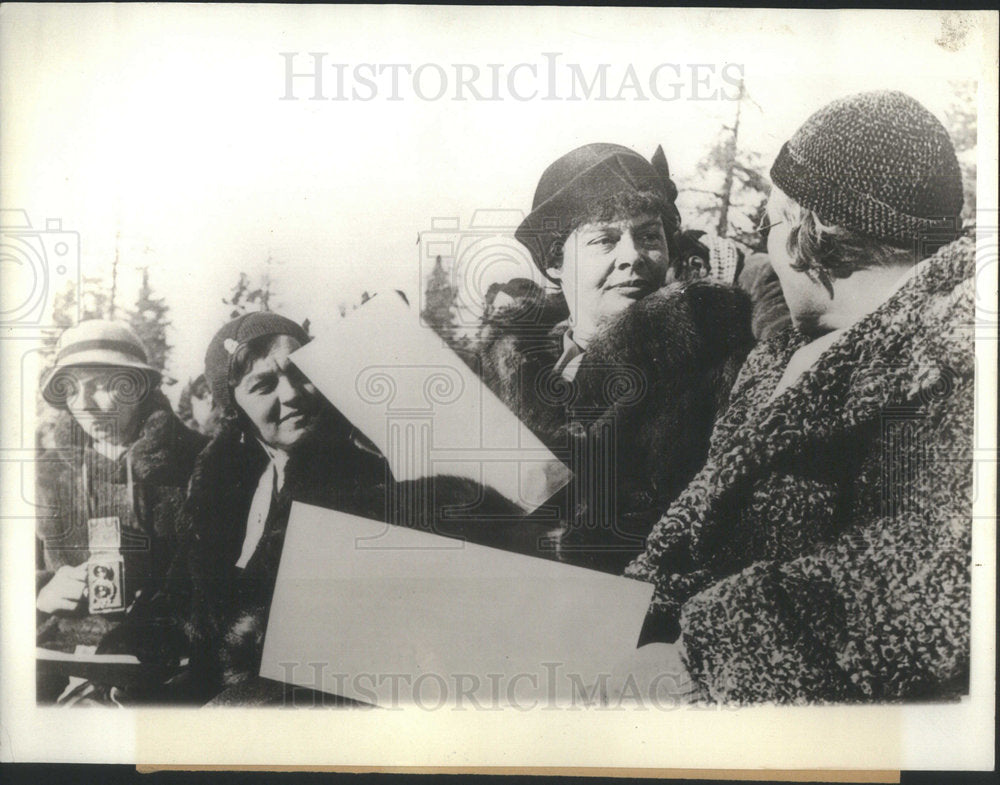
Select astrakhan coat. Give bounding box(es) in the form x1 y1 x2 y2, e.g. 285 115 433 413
626 235 976 703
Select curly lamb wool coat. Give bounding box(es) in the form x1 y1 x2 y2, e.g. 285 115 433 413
477 280 755 573
626 235 976 703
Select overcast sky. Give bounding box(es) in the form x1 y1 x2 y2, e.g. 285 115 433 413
2 5 992 390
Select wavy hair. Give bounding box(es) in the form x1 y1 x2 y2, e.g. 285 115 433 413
767 187 917 296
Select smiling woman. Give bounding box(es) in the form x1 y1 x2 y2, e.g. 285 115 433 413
230 334 320 452
478 142 755 576
86 312 394 701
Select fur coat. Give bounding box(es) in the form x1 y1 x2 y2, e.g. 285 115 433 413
117 405 526 700
35 392 207 651
626 236 976 703
170 409 388 693
476 280 755 573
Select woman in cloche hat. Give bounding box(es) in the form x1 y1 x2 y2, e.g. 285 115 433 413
625 90 974 704
35 319 207 702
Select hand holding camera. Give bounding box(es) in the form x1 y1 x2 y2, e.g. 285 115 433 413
36 563 88 615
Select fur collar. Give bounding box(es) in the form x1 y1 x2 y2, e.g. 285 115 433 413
478 280 754 431
46 391 205 485
185 407 388 534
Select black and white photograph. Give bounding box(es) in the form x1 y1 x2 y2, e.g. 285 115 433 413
0 4 996 773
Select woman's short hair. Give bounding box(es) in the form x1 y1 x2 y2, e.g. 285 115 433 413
545 189 677 272
227 333 298 393
221 332 305 434
769 187 916 295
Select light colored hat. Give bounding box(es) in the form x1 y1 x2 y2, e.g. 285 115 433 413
41 319 160 405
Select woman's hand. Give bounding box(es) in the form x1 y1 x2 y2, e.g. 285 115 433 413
36 562 88 614
603 641 699 707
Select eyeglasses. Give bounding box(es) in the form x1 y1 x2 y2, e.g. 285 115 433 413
755 218 784 234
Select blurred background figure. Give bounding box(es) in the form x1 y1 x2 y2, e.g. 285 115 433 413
177 373 221 436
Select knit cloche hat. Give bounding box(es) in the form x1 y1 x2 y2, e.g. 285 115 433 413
205 311 309 413
770 90 963 245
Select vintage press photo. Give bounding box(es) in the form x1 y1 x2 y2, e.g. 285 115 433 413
1 4 996 772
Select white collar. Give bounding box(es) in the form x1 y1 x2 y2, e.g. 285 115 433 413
92 439 129 462
256 440 290 488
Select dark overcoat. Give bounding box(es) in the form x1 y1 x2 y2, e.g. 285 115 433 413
476 280 755 573
35 392 207 651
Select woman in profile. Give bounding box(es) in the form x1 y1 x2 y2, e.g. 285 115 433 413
624 91 974 704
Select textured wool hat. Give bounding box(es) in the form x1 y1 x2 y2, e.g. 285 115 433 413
205 311 309 413
42 319 160 406
516 143 681 278
770 90 963 245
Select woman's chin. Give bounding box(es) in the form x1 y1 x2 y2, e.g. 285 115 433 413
599 288 649 317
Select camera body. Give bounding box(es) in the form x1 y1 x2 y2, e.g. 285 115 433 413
0 209 80 329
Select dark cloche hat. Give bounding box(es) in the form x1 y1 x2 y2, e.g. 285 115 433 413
204 311 309 412
515 143 681 278
770 90 963 246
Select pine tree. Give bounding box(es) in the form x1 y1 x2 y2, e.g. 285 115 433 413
41 276 111 362
222 258 281 319
944 79 977 225
128 267 172 375
222 271 272 318
421 255 458 342
681 79 769 251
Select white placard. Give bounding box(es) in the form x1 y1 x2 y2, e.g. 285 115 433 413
291 292 572 514
260 502 655 707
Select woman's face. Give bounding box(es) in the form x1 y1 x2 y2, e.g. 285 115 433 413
765 193 829 332
63 366 147 446
550 212 668 340
232 335 320 452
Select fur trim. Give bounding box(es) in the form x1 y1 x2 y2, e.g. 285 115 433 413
43 391 206 484
219 606 268 688
476 282 754 572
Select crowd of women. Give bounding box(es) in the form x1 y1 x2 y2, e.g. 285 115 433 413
35 90 975 706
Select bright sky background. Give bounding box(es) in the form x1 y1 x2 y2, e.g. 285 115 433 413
1 5 992 392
